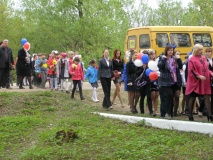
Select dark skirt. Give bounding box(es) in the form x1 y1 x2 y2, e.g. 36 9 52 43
126 83 138 92
113 77 122 84
17 64 31 77
150 81 159 91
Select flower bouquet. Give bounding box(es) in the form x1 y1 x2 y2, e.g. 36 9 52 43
47 59 57 75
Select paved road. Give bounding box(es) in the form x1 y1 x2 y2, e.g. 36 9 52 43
0 82 116 92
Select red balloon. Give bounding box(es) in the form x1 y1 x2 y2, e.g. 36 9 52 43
149 72 158 81
23 42 30 51
137 53 143 60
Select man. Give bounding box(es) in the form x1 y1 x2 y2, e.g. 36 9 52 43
0 39 14 89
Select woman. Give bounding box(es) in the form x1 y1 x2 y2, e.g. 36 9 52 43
138 50 153 115
173 50 182 116
186 44 213 121
111 49 124 107
122 50 134 108
181 56 188 114
149 49 159 116
17 46 33 89
126 51 140 114
158 45 182 119
204 47 213 115
98 49 113 109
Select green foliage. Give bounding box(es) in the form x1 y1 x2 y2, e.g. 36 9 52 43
1 0 213 66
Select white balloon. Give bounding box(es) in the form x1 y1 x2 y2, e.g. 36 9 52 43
148 61 158 71
134 59 143 67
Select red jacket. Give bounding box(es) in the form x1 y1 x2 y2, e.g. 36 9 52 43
47 58 57 75
186 55 212 95
69 64 84 80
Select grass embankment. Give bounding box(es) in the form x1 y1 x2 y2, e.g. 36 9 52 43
0 91 212 160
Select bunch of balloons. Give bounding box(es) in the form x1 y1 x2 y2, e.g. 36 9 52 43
134 52 159 81
21 38 30 51
134 53 149 67
146 61 159 81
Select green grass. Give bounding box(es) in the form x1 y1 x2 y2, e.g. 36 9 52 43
0 91 212 160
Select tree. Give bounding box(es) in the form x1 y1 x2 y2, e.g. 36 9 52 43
149 0 186 26
17 0 131 64
125 0 152 27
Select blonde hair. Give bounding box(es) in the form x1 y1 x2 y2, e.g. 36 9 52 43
192 44 203 56
68 51 74 55
148 49 155 55
75 51 79 55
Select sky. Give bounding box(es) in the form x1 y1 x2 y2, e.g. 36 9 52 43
147 0 193 8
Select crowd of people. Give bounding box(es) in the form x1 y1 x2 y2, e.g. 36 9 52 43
0 39 212 122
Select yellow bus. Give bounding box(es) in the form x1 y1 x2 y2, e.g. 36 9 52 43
124 26 213 60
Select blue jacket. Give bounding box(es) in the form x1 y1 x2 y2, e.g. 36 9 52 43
84 66 98 83
35 58 41 73
122 64 128 91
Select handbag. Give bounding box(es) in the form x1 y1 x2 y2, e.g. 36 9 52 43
113 70 120 78
135 69 147 89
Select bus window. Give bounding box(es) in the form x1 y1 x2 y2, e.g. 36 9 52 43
139 34 150 48
170 33 191 47
156 33 168 47
128 35 136 50
193 34 212 47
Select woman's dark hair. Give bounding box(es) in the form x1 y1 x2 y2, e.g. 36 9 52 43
164 46 173 56
113 49 122 61
74 57 80 62
142 50 149 55
89 59 96 65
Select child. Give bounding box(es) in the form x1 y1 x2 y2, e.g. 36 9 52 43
40 53 48 88
56 52 70 93
69 57 85 100
47 52 58 90
84 59 99 102
68 51 75 90
35 54 42 86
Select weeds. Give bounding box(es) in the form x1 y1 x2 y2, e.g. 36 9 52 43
0 91 212 160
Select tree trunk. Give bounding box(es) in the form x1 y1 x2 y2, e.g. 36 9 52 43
76 0 83 18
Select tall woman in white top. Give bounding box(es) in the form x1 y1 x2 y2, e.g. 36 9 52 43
98 49 114 109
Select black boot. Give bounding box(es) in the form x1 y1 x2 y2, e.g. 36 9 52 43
207 116 213 122
28 77 33 89
189 117 194 121
19 76 25 89
71 90 75 99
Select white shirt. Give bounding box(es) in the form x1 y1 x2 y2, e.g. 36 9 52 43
105 58 109 66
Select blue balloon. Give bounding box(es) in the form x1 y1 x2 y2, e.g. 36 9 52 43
21 38 27 46
141 54 149 64
145 68 153 76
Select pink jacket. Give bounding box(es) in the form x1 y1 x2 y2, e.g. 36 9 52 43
69 64 84 80
186 55 212 95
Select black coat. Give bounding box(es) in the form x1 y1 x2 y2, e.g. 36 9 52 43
126 59 143 92
112 59 124 72
98 58 113 80
17 48 32 77
207 58 213 86
0 46 14 69
158 56 182 87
